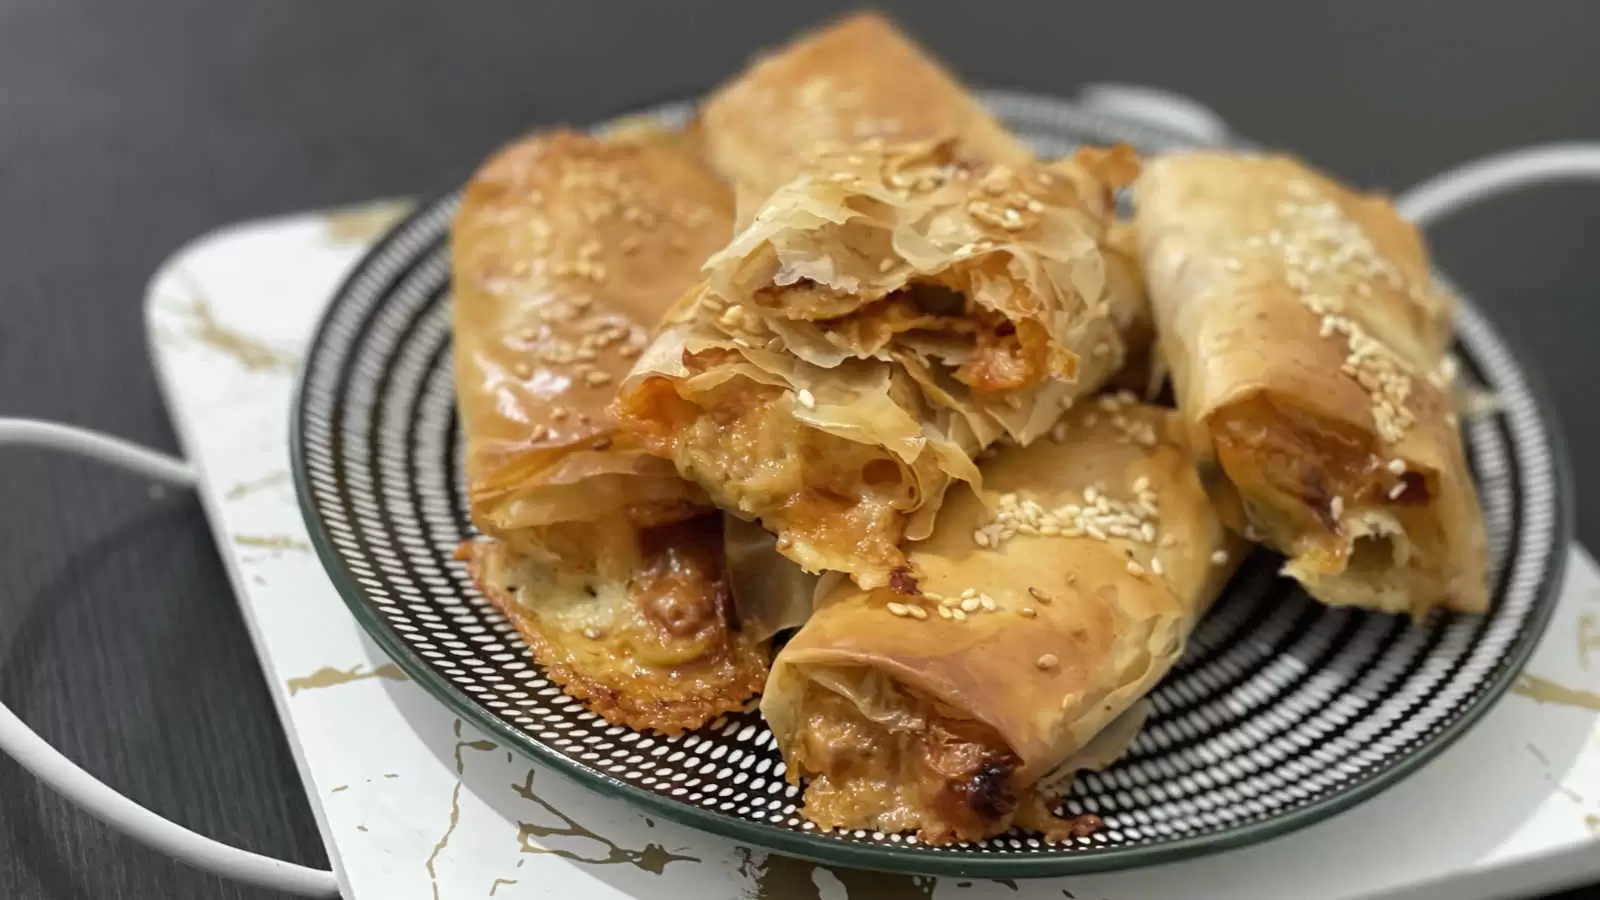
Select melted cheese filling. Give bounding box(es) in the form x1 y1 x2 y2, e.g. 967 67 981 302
628 374 915 581
785 681 1024 845
1211 395 1428 576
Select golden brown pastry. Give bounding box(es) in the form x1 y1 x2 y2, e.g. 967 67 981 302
616 140 1145 589
1133 152 1487 616
762 400 1243 844
453 128 773 733
694 11 1033 208
452 128 734 571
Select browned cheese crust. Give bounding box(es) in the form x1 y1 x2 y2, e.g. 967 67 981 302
464 518 768 735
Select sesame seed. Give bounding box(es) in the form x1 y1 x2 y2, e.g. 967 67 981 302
1019 607 1037 618
961 588 979 600
979 482 1159 552
1330 496 1345 519
1211 549 1229 566
938 606 953 620
584 370 612 387
979 594 997 612
1387 458 1407 475
887 602 910 618
951 608 968 622
1247 189 1432 444
1126 560 1146 576
1028 586 1054 605
1036 654 1059 671
1388 483 1407 500
878 258 897 273
581 626 605 640
1132 476 1150 493
551 408 569 421
1150 556 1165 576
909 605 929 620
960 597 981 613
796 389 816 409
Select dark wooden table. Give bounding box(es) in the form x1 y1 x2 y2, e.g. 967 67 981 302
1 1 1595 897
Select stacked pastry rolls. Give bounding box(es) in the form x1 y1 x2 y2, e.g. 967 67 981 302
617 139 1143 588
762 401 1242 842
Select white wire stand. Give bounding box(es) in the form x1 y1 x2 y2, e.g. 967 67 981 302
0 420 341 897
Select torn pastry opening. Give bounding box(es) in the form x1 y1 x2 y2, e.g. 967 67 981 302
464 515 770 734
1210 396 1429 559
752 271 1084 396
617 357 937 589
693 140 1141 436
1209 393 1478 617
778 668 1103 845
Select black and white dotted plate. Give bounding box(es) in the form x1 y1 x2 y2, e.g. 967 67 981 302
291 93 1570 877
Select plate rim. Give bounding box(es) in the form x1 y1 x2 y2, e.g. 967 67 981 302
288 92 1575 879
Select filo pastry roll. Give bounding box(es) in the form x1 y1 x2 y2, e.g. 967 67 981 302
452 128 733 571
694 11 1033 210
616 140 1145 589
1133 152 1487 616
762 399 1243 844
454 129 773 733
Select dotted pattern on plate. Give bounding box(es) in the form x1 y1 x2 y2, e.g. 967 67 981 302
294 94 1563 865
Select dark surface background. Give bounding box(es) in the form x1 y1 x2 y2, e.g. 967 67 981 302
0 1 1595 898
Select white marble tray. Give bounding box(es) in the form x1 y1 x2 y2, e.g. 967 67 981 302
144 201 1600 900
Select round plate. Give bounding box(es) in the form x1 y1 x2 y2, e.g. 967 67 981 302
291 92 1571 877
